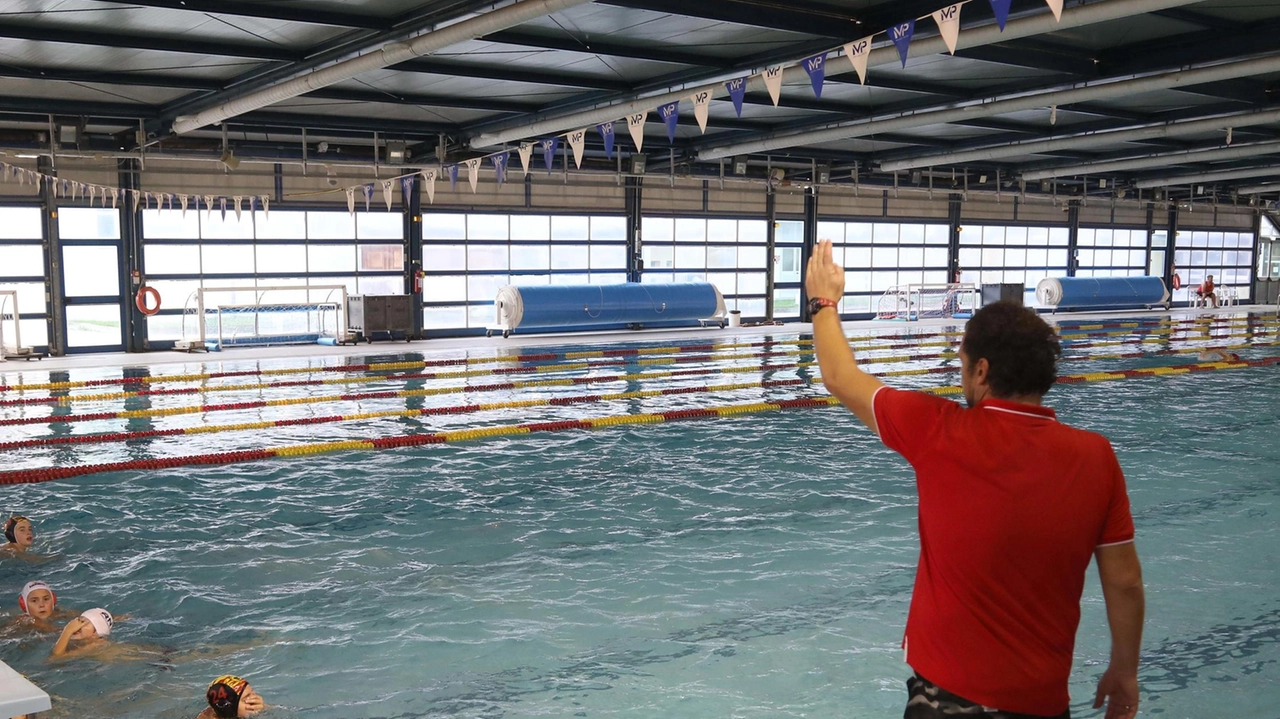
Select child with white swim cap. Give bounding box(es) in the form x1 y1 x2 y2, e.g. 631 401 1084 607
49 608 113 659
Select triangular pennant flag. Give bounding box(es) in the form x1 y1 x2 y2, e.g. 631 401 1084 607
260 195 270 218
762 66 784 106
132 189 141 213
802 53 827 98
234 196 243 221
518 143 534 177
248 196 256 214
540 137 559 174
175 194 186 217
422 169 437 204
362 184 374 211
165 193 173 211
491 153 508 186
658 101 680 143
382 179 394 210
568 128 587 169
724 77 748 118
60 179 69 197
72 182 80 201
345 187 356 214
989 0 1012 30
597 123 616 160
1045 0 1062 21
627 112 647 153
465 158 482 193
447 164 458 191
890 20 915 67
932 3 963 55
691 88 713 133
401 176 414 203
843 37 872 84
0 162 7 182
110 189 118 209
219 197 227 222
203 195 214 219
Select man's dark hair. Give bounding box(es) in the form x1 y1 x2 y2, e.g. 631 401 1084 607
961 301 1061 398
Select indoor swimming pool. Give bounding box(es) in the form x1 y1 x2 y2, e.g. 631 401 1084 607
0 314 1277 718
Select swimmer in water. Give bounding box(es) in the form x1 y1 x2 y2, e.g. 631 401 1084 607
50 609 272 664
2 516 34 555
1197 349 1241 363
9 581 72 633
198 675 266 718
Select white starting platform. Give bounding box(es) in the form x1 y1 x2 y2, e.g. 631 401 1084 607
0 659 51 717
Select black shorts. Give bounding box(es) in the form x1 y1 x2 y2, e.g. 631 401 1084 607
904 673 1070 719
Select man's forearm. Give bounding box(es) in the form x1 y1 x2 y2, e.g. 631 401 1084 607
812 309 858 385
1103 582 1145 672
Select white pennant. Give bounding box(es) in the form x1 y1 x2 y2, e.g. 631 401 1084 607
762 66 785 106
518 143 534 177
932 4 963 55
465 158 482 193
345 187 356 215
110 189 118 209
180 194 189 216
71 182 79 201
422 169 437 204
260 195 270 218
203 195 214 219
692 88 713 133
382 179 394 210
1045 0 1063 21
234 196 243 221
627 112 647 153
568 129 587 169
132 190 141 213
844 37 873 84
17 170 25 186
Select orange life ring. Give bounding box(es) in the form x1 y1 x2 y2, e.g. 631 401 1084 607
1171 273 1182 290
135 285 161 316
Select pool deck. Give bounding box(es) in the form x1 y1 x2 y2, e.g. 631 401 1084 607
3 304 1275 375
0 660 51 718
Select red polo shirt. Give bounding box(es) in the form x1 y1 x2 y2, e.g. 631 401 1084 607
873 387 1134 716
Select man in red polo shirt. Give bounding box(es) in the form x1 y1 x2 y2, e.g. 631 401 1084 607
805 241 1145 719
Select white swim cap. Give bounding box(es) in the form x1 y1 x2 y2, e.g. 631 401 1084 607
19 580 53 615
80 608 113 637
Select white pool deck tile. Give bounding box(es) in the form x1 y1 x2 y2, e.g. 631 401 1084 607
0 660 51 718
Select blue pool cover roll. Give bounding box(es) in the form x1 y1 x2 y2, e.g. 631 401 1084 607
1035 276 1169 309
495 283 722 330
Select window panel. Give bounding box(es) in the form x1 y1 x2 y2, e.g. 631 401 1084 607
143 210 200 239
65 304 122 347
590 216 626 241
871 247 897 268
1005 248 1027 268
550 245 589 270
63 246 119 296
424 244 465 272
642 244 674 269
707 272 736 295
148 280 200 308
846 223 873 244
467 245 509 271
201 244 254 275
776 247 801 283
708 219 738 242
643 217 674 241
1129 250 1146 267
552 216 590 241
201 211 255 240
256 244 307 274
309 245 356 273
739 220 767 243
552 273 590 285
847 271 872 293
422 213 466 239
511 274 551 287
845 246 872 268
512 215 551 241
899 247 924 267
1048 228 1069 246
982 226 1005 245
675 271 707 283
356 212 403 240
467 274 508 302
360 244 404 272
773 288 800 317
925 224 949 245
590 244 626 270
738 245 767 268
674 245 706 269
737 298 767 316
982 248 1003 266
467 214 509 240
1047 249 1068 267
776 221 804 243
256 211 307 240
958 247 981 268
674 218 706 242
818 222 845 242
1027 227 1049 245
59 208 120 240
0 245 44 275
900 224 925 244
1005 226 1027 246
873 223 899 244
6 282 45 314
643 272 675 284
424 305 467 330
423 275 466 303
590 273 626 285
738 272 766 295
708 246 737 268
358 276 403 296
511 245 551 271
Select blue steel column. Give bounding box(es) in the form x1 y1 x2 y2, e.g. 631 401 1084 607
1066 200 1081 277
625 176 643 283
948 193 962 280
119 159 147 352
765 188 777 321
37 157 66 356
404 174 424 339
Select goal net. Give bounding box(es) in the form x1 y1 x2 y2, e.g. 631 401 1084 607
876 283 979 321
180 285 349 349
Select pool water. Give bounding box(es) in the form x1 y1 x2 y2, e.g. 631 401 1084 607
1 318 1277 718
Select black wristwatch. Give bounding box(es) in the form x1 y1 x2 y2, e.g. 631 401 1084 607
807 297 838 317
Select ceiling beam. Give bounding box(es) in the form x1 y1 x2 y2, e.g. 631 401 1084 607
480 30 731 68
0 22 298 60
88 0 388 30
393 59 631 91
595 0 862 39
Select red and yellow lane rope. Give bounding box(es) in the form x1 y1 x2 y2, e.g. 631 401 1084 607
2 313 1275 394
3 356 1276 485
4 322 1276 409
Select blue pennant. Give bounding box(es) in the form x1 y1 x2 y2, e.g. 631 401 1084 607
491 153 508 185
988 0 1012 30
802 53 827 99
447 164 459 190
890 19 915 67
724 77 748 118
540 137 559 174
597 122 616 160
658 101 680 143
401 176 414 201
